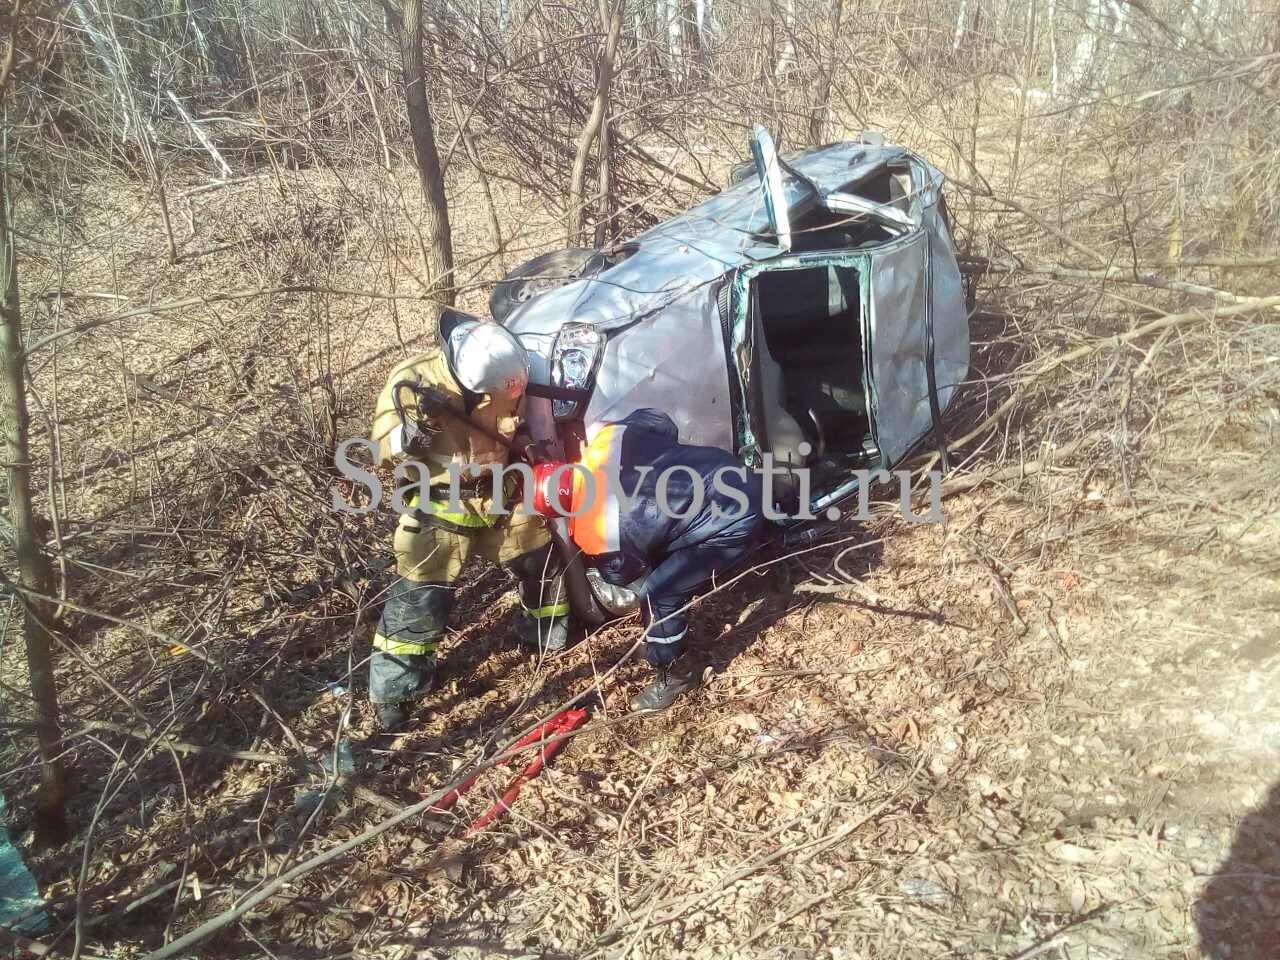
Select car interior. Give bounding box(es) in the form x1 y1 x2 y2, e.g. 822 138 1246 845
748 262 879 508
737 136 918 511
786 207 898 253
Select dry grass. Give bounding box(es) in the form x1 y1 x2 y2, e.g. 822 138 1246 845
3 4 1280 957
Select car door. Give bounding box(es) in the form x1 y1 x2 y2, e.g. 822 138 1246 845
749 125 792 252
864 231 932 468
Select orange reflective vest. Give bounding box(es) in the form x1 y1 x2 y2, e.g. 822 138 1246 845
567 424 624 556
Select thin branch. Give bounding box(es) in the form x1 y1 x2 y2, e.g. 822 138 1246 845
23 284 438 357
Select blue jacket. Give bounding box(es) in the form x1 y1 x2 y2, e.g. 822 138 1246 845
573 409 764 586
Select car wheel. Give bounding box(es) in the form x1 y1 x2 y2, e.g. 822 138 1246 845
490 248 600 322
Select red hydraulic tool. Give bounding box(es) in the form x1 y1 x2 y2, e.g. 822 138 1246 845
429 706 589 837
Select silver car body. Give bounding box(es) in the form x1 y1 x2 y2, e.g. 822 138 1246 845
505 135 970 518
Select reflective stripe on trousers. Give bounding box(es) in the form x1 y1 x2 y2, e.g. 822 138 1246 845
372 515 571 703
522 600 571 620
369 579 449 704
372 633 438 656
412 490 492 530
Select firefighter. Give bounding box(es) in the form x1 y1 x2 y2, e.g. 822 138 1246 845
367 311 571 731
531 408 766 711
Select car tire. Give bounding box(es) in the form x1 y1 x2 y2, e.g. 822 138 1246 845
490 248 599 323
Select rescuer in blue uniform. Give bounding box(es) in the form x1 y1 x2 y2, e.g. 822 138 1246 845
532 408 766 711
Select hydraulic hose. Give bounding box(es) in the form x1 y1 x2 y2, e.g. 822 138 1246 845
547 519 611 627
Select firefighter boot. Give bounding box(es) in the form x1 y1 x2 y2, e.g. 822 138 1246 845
374 701 411 732
369 579 449 732
516 608 572 655
510 543 572 656
630 657 701 712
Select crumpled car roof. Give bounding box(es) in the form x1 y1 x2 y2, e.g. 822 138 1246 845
506 141 909 334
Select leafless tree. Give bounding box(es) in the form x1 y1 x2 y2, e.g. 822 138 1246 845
1 1 66 848
808 0 845 144
393 0 454 304
567 0 625 246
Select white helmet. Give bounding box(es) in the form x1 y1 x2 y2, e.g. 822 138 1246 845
447 318 530 399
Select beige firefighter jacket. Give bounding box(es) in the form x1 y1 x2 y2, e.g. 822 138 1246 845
369 344 520 488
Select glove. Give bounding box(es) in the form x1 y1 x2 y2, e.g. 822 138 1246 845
389 380 441 458
512 422 558 465
402 416 439 458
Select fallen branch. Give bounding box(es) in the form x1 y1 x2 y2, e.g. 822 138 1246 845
717 667 879 679
78 721 282 764
939 436 1086 497
36 291 128 302
176 174 268 198
959 255 1280 311
165 89 233 180
946 294 1280 454
138 778 458 959
77 722 403 815
1165 252 1280 269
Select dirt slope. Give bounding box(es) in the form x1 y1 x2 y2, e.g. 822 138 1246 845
6 123 1279 959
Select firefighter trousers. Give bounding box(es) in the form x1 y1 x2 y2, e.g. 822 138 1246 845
369 496 569 706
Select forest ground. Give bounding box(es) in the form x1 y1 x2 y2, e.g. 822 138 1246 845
4 100 1279 959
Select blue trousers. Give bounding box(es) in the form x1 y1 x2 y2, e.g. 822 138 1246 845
639 515 761 667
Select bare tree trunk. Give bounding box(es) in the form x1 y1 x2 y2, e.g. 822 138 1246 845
1069 0 1103 89
774 0 797 79
567 0 623 246
1049 0 1060 97
421 0 503 274
808 0 844 145
186 0 240 83
593 116 613 248
396 0 454 305
952 0 969 50
1 163 67 849
693 0 710 53
663 0 683 83
680 0 700 75
1009 0 1038 191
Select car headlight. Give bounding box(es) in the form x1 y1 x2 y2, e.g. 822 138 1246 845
550 322 604 420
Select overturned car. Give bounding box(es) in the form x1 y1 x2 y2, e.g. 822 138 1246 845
500 128 971 619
